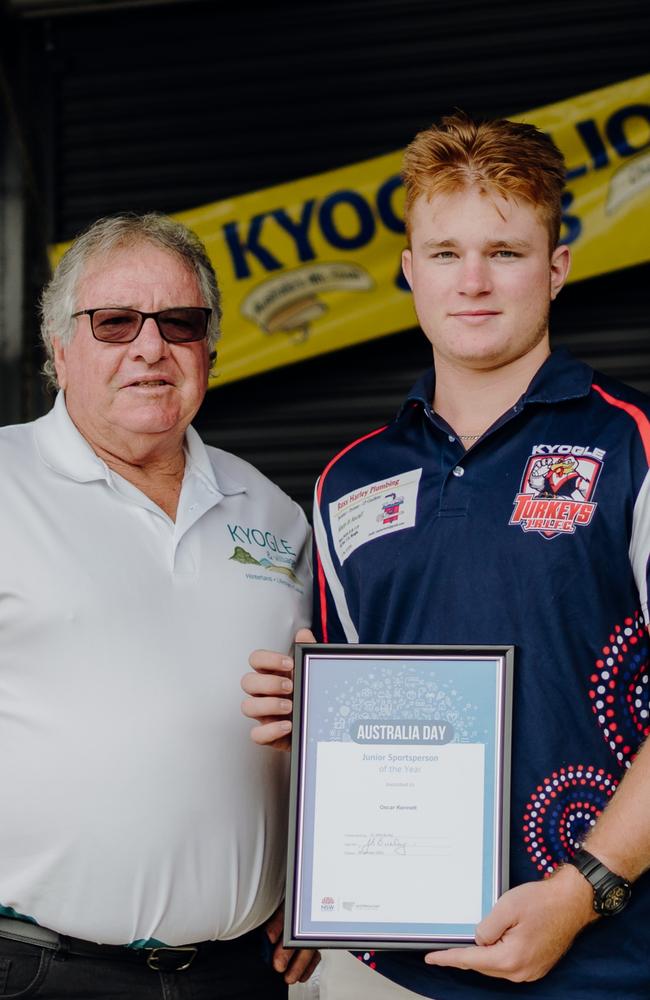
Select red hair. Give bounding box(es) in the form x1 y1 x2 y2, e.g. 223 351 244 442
401 111 566 249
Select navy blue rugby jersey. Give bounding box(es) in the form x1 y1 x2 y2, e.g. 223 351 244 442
312 349 650 1000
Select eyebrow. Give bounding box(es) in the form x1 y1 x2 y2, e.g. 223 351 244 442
422 238 533 251
486 239 533 251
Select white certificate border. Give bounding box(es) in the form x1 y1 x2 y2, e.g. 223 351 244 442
285 644 513 949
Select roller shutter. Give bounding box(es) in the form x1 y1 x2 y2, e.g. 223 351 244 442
10 0 650 509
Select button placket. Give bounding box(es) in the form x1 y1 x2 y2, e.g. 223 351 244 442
438 446 470 515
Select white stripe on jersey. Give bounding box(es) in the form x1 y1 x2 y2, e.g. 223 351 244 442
630 466 650 622
313 478 359 643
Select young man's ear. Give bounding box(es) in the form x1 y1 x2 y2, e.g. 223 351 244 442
550 244 571 301
401 248 413 291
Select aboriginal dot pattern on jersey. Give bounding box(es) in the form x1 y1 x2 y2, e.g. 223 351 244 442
357 950 377 970
523 610 649 876
588 610 650 766
523 766 618 875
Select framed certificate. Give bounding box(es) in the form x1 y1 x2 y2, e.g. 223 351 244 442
284 644 514 949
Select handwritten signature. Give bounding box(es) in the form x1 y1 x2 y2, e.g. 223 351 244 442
358 834 407 855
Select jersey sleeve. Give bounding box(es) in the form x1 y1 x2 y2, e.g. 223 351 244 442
592 380 650 628
312 477 358 644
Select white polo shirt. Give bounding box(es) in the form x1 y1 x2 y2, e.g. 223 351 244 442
0 393 311 946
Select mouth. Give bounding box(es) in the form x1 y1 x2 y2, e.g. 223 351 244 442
449 310 502 325
451 310 501 317
125 378 173 388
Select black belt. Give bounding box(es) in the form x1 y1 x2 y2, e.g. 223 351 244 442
0 915 254 973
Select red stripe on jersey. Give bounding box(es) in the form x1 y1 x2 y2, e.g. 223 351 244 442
316 424 389 504
315 424 388 641
317 551 329 643
593 383 650 466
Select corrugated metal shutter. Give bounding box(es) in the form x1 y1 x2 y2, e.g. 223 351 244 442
17 0 650 510
35 0 650 239
0 14 51 422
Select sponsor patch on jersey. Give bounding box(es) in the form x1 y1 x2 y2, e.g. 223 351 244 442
509 445 604 539
330 469 422 564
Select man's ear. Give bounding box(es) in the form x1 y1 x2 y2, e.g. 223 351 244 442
550 243 571 301
401 248 414 291
52 338 68 390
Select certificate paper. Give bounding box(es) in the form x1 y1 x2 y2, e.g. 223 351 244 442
285 645 513 949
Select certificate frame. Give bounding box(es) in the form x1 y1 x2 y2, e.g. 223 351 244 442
284 643 514 949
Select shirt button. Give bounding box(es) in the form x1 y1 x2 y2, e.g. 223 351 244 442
448 434 456 443
452 466 464 478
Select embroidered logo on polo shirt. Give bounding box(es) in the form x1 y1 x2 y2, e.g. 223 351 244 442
229 545 300 584
329 469 422 565
509 444 605 540
227 523 304 591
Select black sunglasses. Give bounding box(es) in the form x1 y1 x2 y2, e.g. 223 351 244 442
72 307 212 344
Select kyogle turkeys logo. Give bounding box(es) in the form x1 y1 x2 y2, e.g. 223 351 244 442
510 444 605 539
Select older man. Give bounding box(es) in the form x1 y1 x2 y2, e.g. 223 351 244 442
0 214 317 999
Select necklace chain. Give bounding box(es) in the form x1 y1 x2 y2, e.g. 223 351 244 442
458 433 481 441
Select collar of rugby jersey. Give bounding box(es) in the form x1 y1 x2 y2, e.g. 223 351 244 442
33 391 247 502
400 347 594 417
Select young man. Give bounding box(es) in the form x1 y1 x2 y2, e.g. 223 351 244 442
243 113 650 999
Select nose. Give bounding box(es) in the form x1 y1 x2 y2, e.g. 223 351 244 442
128 316 169 363
457 254 492 296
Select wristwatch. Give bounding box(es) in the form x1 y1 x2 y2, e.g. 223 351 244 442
569 848 631 915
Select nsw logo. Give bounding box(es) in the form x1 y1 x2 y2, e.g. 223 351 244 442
320 896 335 912
510 447 604 540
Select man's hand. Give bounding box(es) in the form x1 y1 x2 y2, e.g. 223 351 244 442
241 628 316 751
265 904 320 984
425 866 596 983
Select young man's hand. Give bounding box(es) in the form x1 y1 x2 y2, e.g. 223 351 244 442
425 866 596 982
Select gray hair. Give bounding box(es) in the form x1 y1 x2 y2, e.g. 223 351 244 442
40 212 222 387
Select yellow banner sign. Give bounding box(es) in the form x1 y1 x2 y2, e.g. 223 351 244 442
53 74 650 387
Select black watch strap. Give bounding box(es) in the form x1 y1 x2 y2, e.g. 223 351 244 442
570 848 631 916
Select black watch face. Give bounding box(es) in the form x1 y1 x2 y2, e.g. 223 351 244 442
600 884 631 914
